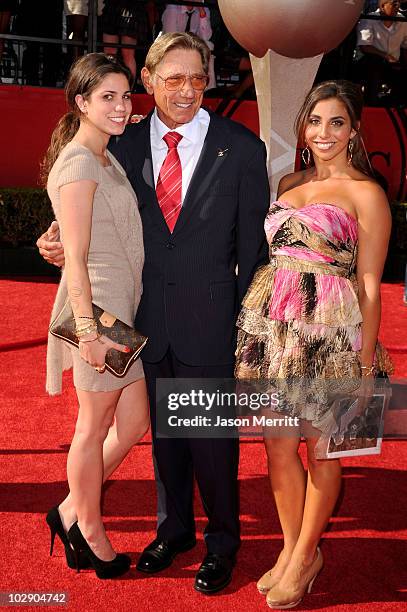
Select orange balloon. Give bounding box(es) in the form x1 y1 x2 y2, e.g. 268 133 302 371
218 0 364 58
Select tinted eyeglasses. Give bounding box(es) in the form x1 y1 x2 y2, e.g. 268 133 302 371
155 73 209 91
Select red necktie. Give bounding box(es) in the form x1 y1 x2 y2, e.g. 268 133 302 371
156 131 183 232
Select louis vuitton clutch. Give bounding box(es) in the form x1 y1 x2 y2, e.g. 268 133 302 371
49 300 147 377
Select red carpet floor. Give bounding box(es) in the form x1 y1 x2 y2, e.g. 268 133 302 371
0 278 406 612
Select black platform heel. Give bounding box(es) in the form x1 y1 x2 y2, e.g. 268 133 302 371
46 507 90 570
68 522 131 579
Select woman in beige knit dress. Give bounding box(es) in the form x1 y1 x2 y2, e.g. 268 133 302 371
43 53 149 579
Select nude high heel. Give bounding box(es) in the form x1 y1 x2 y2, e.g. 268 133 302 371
266 547 323 609
257 567 282 594
257 549 292 594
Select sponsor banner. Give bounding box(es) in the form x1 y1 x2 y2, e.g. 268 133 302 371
0 86 405 201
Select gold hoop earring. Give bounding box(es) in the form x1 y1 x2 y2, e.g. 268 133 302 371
348 139 354 166
301 146 311 166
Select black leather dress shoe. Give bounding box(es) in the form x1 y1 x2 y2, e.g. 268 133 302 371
136 537 196 573
194 553 235 594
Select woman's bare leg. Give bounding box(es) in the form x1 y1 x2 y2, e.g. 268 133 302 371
293 436 341 559
101 378 149 474
66 387 121 560
263 427 306 578
59 379 149 536
273 434 341 593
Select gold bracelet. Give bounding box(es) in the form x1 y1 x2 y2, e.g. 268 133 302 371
361 365 375 377
76 327 97 337
75 320 97 330
78 335 100 344
76 323 98 338
76 328 96 337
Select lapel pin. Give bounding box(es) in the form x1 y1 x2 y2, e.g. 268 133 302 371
217 148 229 157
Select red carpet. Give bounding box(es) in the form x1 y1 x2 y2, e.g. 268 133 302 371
0 278 406 612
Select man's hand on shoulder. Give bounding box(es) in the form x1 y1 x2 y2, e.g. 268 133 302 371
36 220 65 267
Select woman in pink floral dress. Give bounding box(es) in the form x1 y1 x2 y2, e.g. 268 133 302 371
235 80 393 609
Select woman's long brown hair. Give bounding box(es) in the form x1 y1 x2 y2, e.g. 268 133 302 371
295 80 373 177
41 53 131 185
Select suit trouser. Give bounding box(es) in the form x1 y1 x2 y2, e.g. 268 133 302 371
143 348 241 558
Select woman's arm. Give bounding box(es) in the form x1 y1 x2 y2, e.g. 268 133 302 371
60 179 96 322
355 183 392 370
59 179 130 368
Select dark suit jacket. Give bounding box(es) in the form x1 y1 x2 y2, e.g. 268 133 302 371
109 109 269 365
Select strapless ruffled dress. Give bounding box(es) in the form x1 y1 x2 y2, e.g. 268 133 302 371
235 201 393 431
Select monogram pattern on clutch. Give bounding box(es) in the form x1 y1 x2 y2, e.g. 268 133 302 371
49 300 147 377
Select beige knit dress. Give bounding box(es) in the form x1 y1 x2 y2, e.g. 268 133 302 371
46 141 144 395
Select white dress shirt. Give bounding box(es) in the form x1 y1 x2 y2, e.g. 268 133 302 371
358 9 407 60
150 107 210 203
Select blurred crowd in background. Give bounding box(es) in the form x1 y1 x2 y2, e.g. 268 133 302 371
0 0 406 106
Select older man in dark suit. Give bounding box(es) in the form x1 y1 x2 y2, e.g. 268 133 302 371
37 32 269 594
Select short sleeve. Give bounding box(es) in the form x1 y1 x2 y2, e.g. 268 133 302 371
357 19 374 46
56 146 101 189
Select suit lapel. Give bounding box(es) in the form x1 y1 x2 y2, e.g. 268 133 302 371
132 110 231 237
132 115 172 235
172 112 231 236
